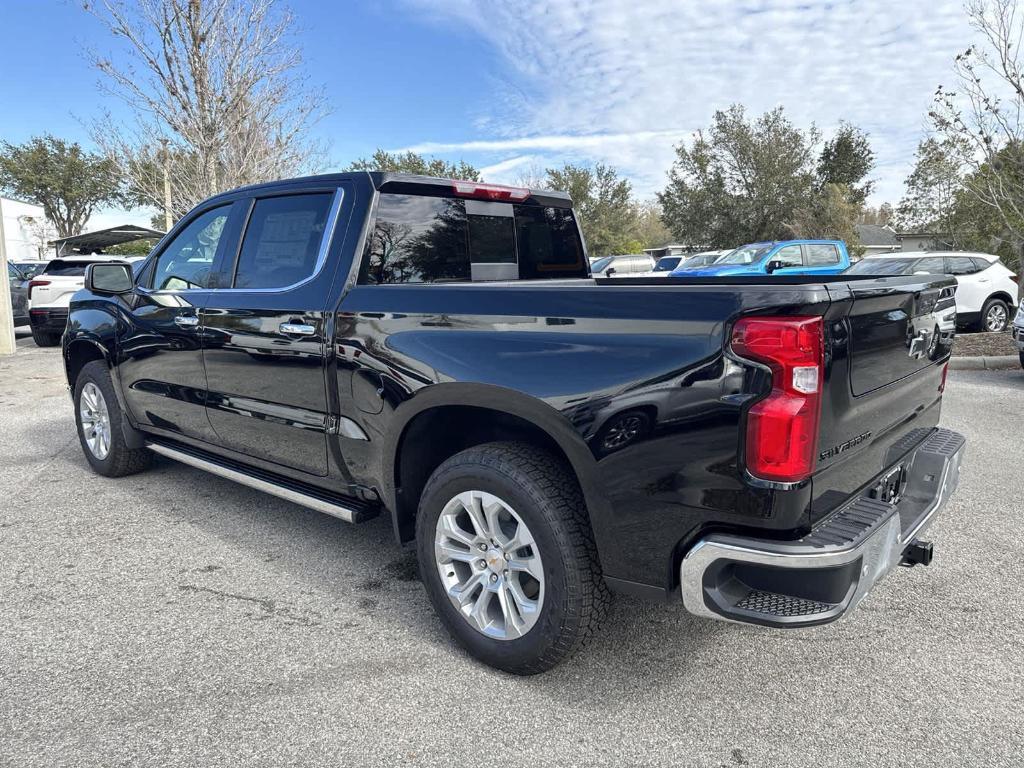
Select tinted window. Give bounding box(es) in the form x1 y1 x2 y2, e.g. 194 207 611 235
972 257 994 272
590 256 613 273
43 259 112 277
151 205 229 290
653 257 681 272
363 195 469 284
361 193 586 284
805 244 840 266
946 256 980 275
773 245 803 267
233 194 333 289
913 257 946 274
7 263 21 279
515 205 585 279
845 258 915 275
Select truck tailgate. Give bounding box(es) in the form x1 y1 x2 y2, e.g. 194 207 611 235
811 274 957 523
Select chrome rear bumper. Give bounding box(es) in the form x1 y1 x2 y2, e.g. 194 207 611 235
680 428 965 627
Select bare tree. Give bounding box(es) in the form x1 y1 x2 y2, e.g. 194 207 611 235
930 0 1024 249
85 0 327 221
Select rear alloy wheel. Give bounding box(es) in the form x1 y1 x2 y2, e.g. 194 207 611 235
74 361 152 477
434 490 544 640
981 298 1010 333
416 441 610 674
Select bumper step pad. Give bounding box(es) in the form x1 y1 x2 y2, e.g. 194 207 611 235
680 428 966 628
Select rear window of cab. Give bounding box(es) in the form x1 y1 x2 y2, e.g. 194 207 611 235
360 193 587 284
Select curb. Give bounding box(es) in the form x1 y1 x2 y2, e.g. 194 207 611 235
948 354 1020 371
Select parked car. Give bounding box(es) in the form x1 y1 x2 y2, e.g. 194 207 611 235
1012 302 1024 368
7 262 31 327
845 252 1018 332
646 255 684 275
672 240 851 277
589 252 655 277
63 172 965 674
27 255 143 346
13 260 46 279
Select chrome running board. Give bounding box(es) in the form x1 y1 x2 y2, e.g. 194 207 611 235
147 441 372 524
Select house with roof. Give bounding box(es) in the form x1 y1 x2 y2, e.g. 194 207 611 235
854 224 899 258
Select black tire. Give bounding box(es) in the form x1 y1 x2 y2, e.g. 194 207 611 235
980 297 1010 333
31 328 61 347
416 441 610 675
74 360 152 477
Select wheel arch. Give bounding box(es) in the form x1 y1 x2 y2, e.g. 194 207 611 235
382 383 608 550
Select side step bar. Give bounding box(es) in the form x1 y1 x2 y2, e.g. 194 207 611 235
147 441 378 524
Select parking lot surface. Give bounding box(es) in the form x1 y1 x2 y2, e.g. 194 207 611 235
1 330 1021 767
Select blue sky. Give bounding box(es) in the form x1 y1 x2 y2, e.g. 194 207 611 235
0 0 974 229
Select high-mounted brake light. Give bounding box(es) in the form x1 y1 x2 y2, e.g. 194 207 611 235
28 279 50 301
451 181 530 202
731 316 824 484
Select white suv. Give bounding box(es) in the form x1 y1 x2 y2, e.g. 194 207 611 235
28 255 142 346
846 252 1019 332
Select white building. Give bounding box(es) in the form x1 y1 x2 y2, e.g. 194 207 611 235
1 197 51 261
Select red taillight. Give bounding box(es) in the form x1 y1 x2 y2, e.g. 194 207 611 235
28 279 50 300
939 361 949 393
1009 274 1019 284
451 181 530 202
731 316 824 484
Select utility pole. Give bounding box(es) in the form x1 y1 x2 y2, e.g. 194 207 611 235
160 138 172 232
0 198 16 356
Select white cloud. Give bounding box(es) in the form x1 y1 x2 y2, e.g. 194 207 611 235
401 0 973 203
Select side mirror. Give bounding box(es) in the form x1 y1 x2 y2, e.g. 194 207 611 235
605 267 617 277
86 262 134 294
766 260 785 274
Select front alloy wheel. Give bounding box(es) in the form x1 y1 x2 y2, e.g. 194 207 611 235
434 490 544 640
79 381 111 460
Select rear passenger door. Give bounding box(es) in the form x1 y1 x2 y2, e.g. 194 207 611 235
945 255 987 313
199 185 346 477
802 243 843 273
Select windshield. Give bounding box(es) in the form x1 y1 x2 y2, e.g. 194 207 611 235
717 245 773 265
844 259 915 276
653 257 681 272
14 262 45 278
590 256 614 273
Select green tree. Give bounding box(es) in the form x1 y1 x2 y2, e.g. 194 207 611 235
545 163 640 257
817 122 875 206
895 138 963 236
658 105 820 247
635 201 672 249
0 135 123 238
787 183 865 255
347 149 481 181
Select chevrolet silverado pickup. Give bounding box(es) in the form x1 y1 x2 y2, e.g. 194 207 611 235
63 172 965 674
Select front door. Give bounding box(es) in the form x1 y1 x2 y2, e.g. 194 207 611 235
118 203 236 442
200 188 344 477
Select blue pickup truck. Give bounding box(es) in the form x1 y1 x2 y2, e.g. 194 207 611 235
671 239 851 276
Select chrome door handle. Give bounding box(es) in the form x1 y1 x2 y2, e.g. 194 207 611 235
280 322 316 336
174 315 199 328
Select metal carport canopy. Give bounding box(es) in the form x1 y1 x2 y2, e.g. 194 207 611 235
50 225 165 255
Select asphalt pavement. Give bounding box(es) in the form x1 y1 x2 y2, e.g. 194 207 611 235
1 329 1021 767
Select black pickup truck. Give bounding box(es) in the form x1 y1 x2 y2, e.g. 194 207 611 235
63 172 965 674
